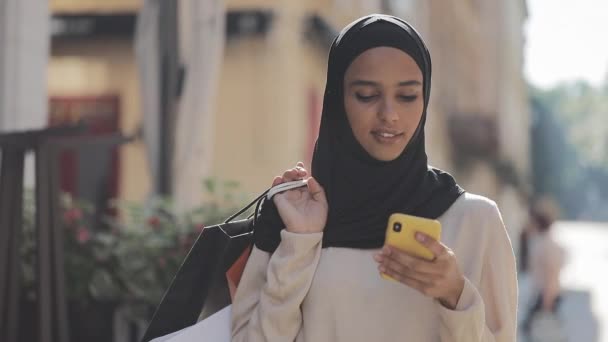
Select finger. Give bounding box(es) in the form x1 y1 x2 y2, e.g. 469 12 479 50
415 232 446 258
306 177 327 202
295 166 308 178
296 161 305 168
271 176 283 187
383 246 442 275
282 168 302 182
381 253 438 282
380 265 430 292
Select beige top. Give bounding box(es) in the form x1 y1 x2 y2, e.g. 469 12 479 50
231 193 518 341
529 231 564 296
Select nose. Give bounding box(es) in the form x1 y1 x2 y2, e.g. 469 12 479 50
378 97 398 123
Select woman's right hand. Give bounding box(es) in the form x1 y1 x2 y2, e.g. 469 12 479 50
272 162 328 234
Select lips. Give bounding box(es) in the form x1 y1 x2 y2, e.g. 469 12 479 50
376 132 399 138
371 128 402 136
371 129 404 144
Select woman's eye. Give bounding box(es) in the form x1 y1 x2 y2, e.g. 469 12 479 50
399 95 418 102
355 93 378 102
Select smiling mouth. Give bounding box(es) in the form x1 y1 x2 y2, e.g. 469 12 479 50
371 131 404 144
374 132 401 138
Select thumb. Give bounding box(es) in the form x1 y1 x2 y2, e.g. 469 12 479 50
307 177 326 202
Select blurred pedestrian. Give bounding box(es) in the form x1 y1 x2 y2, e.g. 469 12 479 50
522 196 565 336
231 14 518 342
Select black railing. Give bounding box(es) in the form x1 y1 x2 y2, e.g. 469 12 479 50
0 126 132 342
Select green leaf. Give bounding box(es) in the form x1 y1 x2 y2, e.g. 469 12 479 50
203 178 217 194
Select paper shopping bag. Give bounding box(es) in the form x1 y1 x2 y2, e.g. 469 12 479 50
149 305 232 342
226 245 252 301
142 219 253 341
141 188 271 342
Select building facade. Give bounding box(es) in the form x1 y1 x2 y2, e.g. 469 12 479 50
4 0 529 243
210 0 531 244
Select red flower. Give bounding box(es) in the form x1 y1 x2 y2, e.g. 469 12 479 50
63 208 83 225
76 227 91 244
196 223 205 233
147 216 161 228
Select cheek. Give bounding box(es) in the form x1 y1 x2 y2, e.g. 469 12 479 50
401 101 424 132
344 98 375 135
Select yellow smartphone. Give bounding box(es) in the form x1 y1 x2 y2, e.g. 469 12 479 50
382 213 442 280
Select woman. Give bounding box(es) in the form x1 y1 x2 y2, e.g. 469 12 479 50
232 14 517 342
522 197 564 335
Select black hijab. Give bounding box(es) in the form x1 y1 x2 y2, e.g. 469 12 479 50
254 14 464 252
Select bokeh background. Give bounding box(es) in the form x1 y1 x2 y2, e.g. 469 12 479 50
0 0 606 341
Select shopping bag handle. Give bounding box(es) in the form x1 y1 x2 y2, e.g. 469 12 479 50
223 189 269 224
224 178 308 225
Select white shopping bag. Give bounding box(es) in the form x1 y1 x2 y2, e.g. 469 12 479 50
529 311 567 342
150 305 232 342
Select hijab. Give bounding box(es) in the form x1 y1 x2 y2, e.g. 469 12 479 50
254 14 465 252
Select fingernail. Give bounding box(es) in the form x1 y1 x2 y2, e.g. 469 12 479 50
416 233 426 242
373 253 382 262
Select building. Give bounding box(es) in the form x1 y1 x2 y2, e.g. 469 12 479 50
2 0 530 243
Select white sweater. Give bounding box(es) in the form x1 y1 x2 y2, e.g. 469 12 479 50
231 193 518 341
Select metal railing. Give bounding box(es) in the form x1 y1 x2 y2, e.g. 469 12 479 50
0 126 132 342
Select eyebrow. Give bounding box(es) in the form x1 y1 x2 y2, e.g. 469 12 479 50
349 79 422 87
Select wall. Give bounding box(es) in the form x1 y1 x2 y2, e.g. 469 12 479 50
212 26 309 195
51 0 141 13
48 38 151 202
212 0 388 196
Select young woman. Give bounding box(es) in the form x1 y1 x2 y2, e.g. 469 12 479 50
521 197 564 335
231 14 518 342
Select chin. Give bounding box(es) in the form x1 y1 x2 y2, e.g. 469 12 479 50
369 150 402 162
360 139 408 161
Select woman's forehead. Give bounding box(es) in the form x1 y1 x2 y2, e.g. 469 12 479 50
344 47 423 81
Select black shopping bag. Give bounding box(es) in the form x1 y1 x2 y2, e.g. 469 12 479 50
141 190 268 342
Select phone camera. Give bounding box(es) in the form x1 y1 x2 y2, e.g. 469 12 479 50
393 222 402 232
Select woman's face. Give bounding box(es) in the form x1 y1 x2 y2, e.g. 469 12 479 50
343 47 424 161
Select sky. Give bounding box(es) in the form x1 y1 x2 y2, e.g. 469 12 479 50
524 0 608 89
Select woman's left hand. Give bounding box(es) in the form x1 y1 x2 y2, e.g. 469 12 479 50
373 232 465 310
